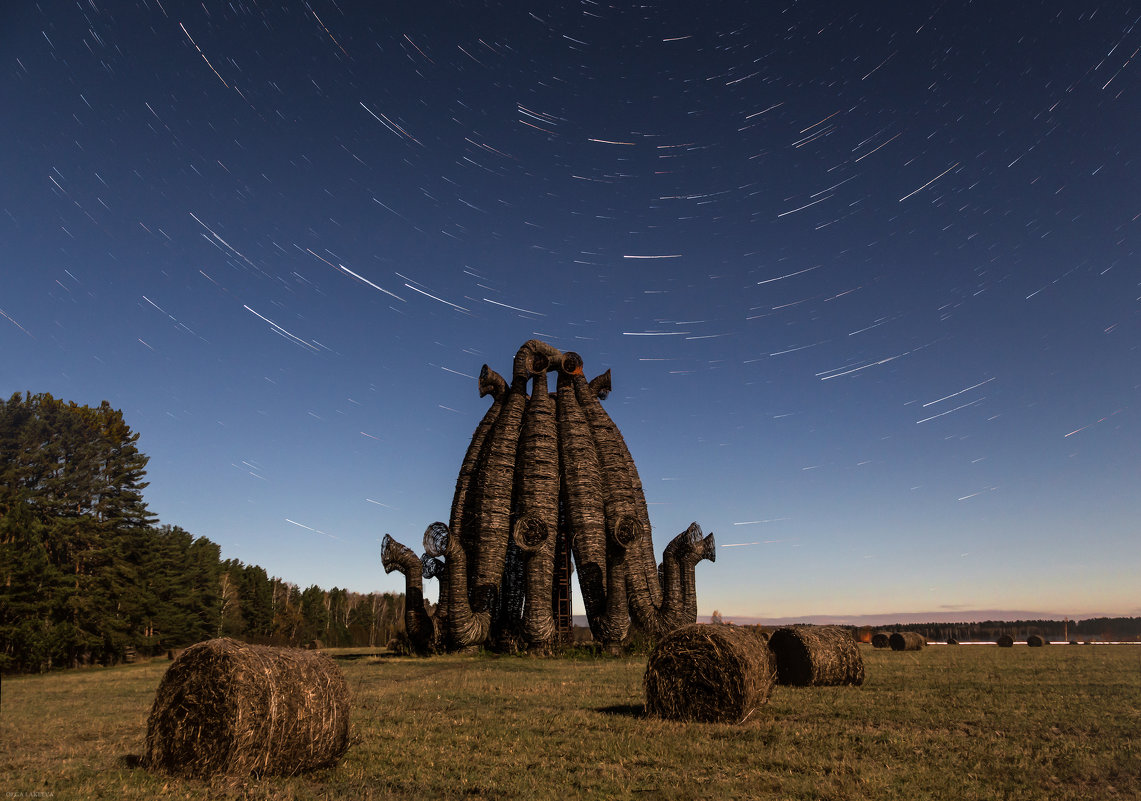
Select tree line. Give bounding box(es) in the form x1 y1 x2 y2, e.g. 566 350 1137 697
0 392 405 673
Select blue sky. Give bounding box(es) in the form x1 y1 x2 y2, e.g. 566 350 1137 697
3 2 1139 621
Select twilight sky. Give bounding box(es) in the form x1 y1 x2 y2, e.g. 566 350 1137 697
4 2 1139 622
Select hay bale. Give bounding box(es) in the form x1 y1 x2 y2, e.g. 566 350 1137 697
747 626 770 646
888 631 926 651
996 634 1014 648
644 624 774 723
871 632 890 649
768 625 864 686
145 638 350 778
1027 634 1047 647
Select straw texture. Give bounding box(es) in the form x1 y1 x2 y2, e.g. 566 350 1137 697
145 638 349 778
768 625 865 686
888 631 926 651
644 624 775 723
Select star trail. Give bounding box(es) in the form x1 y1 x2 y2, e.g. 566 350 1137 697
3 2 1138 621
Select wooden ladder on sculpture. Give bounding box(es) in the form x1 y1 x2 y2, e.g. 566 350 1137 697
553 528 573 643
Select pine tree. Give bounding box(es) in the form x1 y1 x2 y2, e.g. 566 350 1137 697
1 393 156 667
0 502 70 670
300 585 329 645
240 564 274 641
2 391 409 669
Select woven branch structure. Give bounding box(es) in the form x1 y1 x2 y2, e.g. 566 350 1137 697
382 340 715 653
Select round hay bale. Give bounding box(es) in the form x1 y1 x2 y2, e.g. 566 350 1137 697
870 633 890 649
745 626 770 646
768 625 864 686
1027 634 1047 647
644 624 774 723
996 634 1014 648
888 631 926 651
145 638 350 778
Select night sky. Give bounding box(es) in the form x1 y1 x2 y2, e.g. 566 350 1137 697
4 2 1139 622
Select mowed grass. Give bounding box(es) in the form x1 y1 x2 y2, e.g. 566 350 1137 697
2 643 1139 800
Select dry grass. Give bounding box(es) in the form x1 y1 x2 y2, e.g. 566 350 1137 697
2 644 1140 799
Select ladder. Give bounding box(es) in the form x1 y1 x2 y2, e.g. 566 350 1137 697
553 528 573 642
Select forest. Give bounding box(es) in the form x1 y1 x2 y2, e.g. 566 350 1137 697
0 392 406 673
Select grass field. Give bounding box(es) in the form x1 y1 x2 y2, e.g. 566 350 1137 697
2 643 1139 800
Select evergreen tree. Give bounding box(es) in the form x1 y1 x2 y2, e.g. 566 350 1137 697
300 585 329 644
240 564 274 641
2 391 409 670
1 393 160 667
186 534 223 642
140 525 222 649
0 502 70 670
326 587 351 646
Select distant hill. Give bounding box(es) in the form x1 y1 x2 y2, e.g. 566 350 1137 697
699 610 1119 627
694 613 1141 643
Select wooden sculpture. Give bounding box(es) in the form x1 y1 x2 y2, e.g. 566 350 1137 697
382 340 715 653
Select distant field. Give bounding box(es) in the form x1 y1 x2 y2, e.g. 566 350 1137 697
2 643 1139 800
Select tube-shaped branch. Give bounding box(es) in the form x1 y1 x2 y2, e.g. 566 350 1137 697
573 370 664 620
468 350 539 615
512 360 560 645
443 368 504 649
512 339 564 378
556 353 627 645
658 523 717 630
381 534 437 654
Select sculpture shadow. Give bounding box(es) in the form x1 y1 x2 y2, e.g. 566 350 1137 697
330 652 384 662
596 703 645 719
